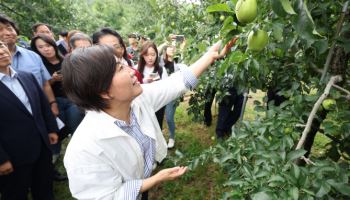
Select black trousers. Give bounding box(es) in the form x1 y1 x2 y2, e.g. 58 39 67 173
204 89 216 126
267 89 288 108
216 87 244 138
0 145 54 200
141 191 148 200
155 106 166 130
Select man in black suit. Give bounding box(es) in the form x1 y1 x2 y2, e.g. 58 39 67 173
0 39 58 199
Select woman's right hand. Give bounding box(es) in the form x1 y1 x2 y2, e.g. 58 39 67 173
146 77 154 83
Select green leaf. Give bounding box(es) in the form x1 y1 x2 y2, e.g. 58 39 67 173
220 153 233 163
301 188 315 196
272 23 284 42
289 187 299 200
206 3 233 13
280 0 296 14
255 170 270 178
287 149 306 162
327 179 350 196
271 0 287 17
251 191 271 200
292 0 321 46
197 41 208 52
228 51 247 63
252 59 260 71
313 39 328 55
221 16 236 36
268 175 285 182
175 149 184 158
292 164 300 179
316 182 331 198
223 179 244 186
337 36 350 53
148 0 157 10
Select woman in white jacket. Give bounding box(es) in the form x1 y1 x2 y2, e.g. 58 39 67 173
62 39 235 200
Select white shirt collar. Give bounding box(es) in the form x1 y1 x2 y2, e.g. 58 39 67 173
0 66 18 80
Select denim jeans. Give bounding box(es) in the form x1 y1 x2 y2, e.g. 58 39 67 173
165 100 177 139
51 97 84 154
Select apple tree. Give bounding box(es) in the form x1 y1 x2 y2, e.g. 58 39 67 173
143 0 350 198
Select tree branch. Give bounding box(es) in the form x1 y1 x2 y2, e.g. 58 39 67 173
301 156 316 165
0 2 26 18
333 84 350 96
320 1 349 82
295 124 306 128
310 63 322 74
296 75 342 150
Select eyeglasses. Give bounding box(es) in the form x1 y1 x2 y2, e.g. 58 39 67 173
112 43 122 49
0 42 8 49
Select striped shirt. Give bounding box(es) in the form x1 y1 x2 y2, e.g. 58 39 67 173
114 68 197 199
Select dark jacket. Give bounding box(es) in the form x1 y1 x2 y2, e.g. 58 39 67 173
0 71 58 166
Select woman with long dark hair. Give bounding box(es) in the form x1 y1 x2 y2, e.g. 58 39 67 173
138 41 168 129
31 34 84 180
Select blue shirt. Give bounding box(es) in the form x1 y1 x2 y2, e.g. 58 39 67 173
0 67 32 114
11 46 51 87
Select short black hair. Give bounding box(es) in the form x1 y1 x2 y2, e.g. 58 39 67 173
128 33 138 39
61 45 117 111
59 31 68 37
0 13 19 34
139 35 148 41
31 23 52 33
92 27 132 66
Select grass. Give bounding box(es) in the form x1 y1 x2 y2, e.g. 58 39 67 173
54 90 332 199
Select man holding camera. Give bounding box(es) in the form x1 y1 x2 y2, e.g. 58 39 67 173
127 33 140 64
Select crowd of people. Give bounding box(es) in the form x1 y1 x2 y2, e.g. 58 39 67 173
0 13 238 200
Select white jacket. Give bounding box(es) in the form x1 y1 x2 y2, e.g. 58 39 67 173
64 71 189 200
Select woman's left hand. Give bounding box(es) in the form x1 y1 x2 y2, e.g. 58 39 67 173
140 166 188 193
155 166 188 182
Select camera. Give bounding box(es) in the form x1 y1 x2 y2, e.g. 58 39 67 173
175 35 185 43
149 72 160 81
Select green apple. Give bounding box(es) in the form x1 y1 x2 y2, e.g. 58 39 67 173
235 0 257 24
284 127 293 134
275 48 284 57
322 99 336 110
220 15 225 21
247 29 268 51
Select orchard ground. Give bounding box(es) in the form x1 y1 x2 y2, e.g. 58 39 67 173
53 90 330 200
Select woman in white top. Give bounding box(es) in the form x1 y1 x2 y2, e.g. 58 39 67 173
137 41 168 130
62 39 235 199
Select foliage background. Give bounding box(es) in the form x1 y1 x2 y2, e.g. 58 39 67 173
1 0 349 199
